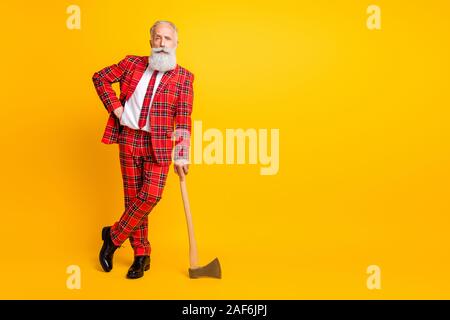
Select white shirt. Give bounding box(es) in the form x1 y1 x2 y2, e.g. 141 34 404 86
120 65 164 132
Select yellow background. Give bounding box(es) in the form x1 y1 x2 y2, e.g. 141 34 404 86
0 0 449 299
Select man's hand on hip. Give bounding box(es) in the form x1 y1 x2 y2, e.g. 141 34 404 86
113 106 124 120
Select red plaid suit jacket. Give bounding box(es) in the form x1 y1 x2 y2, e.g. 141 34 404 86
92 55 194 165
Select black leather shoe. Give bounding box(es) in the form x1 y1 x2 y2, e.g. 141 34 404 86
99 226 119 272
127 256 150 279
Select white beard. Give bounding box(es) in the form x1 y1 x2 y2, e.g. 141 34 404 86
149 47 177 72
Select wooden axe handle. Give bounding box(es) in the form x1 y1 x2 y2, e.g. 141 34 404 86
178 172 199 269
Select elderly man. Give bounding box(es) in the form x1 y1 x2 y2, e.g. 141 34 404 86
92 20 194 279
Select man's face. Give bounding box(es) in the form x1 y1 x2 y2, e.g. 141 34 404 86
150 24 178 50
148 23 178 72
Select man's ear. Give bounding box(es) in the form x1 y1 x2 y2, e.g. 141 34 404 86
149 39 153 48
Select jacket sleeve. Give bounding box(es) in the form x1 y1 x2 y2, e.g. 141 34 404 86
173 72 194 162
92 55 130 113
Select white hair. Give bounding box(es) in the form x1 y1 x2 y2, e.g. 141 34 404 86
150 20 178 42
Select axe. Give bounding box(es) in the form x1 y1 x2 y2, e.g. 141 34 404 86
176 165 222 279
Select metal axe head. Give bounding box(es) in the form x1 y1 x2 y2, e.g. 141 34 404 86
189 257 221 279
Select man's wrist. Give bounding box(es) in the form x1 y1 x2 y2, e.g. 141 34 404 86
174 159 189 165
110 103 123 114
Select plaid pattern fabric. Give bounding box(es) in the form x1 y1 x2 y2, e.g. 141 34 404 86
110 126 170 256
92 55 194 164
138 70 159 129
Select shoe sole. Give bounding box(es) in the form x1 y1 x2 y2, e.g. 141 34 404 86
127 263 150 279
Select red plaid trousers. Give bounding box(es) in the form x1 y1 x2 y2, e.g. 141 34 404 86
110 125 170 256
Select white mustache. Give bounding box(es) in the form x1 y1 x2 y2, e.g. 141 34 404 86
153 47 173 54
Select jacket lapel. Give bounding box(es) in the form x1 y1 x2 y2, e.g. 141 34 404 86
154 64 179 95
125 57 148 101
